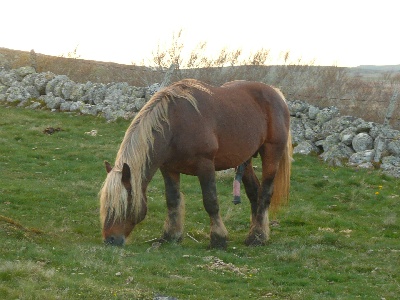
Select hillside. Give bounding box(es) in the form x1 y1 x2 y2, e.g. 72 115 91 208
2 47 400 85
0 47 151 86
1 47 400 129
356 65 400 72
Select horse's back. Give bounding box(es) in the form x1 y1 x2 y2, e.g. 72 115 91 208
164 80 290 172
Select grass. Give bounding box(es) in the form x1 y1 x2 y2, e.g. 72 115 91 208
1 105 399 299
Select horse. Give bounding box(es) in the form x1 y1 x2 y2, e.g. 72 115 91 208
99 79 292 249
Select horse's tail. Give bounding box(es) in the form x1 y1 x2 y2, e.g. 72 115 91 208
270 129 292 214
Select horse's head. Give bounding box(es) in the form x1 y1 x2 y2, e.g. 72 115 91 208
100 161 147 246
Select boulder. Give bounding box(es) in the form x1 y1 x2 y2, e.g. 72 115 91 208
6 83 36 103
340 127 356 146
352 133 373 152
388 139 400 156
46 75 70 96
0 70 19 86
33 72 56 94
42 93 65 109
319 143 354 166
348 150 375 165
293 141 319 155
380 156 400 178
307 105 319 120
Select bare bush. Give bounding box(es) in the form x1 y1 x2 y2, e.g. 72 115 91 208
140 31 399 128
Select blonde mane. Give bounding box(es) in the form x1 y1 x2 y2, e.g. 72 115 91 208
100 79 212 224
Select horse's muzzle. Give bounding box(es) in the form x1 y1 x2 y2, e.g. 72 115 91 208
104 235 125 246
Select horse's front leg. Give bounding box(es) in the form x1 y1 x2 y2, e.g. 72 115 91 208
160 168 185 243
197 162 228 249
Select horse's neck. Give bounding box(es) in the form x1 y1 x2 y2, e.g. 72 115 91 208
141 130 170 188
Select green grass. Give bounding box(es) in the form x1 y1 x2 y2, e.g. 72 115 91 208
1 105 399 299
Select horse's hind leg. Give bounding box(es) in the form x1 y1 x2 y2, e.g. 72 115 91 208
245 143 284 246
197 160 228 249
241 159 260 226
160 169 185 242
242 160 269 245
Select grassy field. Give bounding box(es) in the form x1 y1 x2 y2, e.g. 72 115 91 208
0 105 399 299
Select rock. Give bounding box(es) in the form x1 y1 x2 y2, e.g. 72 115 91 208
315 106 339 124
85 84 107 105
288 100 309 116
357 162 374 169
308 105 320 120
131 86 146 98
61 80 77 100
80 104 99 116
348 150 375 165
6 83 34 103
70 84 85 102
290 118 306 145
0 70 19 86
21 73 36 86
293 141 319 155
60 101 72 112
373 128 400 160
45 75 69 96
147 83 161 97
387 139 400 156
319 144 354 166
317 117 344 140
340 127 356 146
102 107 126 121
355 120 375 133
42 93 64 109
352 133 373 152
70 101 84 112
134 98 147 111
0 67 35 86
26 101 42 110
373 136 387 162
318 134 341 152
380 156 400 178
14 66 36 77
33 72 56 94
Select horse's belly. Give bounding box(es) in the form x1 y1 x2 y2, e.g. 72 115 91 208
214 148 257 170
213 134 261 170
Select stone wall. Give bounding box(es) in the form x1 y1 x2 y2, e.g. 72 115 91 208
289 101 400 177
0 66 160 121
1 66 399 178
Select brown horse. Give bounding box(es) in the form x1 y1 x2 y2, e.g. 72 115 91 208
99 79 292 249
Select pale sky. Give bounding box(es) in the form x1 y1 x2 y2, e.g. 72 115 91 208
1 0 399 67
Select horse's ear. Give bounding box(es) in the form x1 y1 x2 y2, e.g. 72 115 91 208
121 163 131 184
105 161 112 173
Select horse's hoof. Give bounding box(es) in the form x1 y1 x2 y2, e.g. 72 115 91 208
159 232 183 243
244 232 267 246
209 234 228 250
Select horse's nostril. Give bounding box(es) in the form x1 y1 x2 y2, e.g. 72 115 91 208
104 235 125 246
104 236 115 245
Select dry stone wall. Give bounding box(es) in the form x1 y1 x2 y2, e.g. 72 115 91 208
0 66 159 121
1 66 400 178
289 101 400 177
